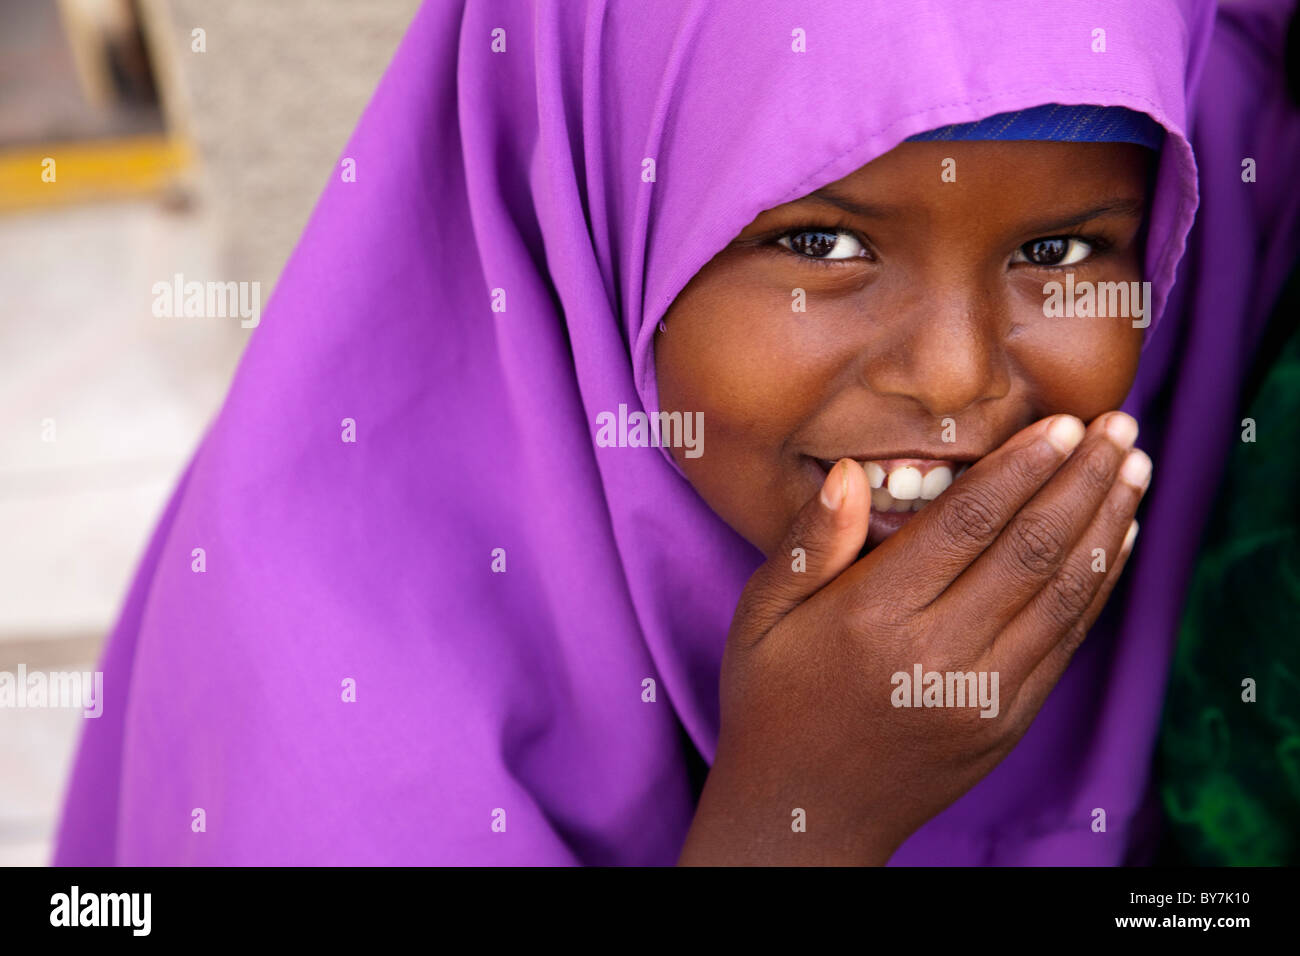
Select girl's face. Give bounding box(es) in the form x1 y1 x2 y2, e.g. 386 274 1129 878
655 140 1151 557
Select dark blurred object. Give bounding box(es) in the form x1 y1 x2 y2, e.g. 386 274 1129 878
0 0 163 147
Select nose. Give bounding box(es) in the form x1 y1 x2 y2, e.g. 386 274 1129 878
860 283 1011 417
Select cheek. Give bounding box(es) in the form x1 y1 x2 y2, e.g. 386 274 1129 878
1010 312 1144 416
655 287 825 438
654 285 839 553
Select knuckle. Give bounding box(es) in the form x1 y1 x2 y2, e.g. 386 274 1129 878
1099 485 1137 525
784 508 830 563
1041 562 1096 629
844 590 912 637
782 509 815 553
936 490 1000 549
1077 443 1118 492
1047 619 1092 670
1003 441 1056 488
1006 508 1071 576
733 577 785 629
918 633 980 673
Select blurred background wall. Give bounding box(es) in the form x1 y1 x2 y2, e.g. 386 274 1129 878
0 0 423 865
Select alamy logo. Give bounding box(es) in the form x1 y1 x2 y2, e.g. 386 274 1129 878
1042 274 1151 328
0 664 102 718
50 886 150 936
152 272 261 328
594 403 704 458
891 664 999 718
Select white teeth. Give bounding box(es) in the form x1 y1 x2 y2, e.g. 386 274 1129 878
886 466 923 500
835 457 971 514
919 466 953 500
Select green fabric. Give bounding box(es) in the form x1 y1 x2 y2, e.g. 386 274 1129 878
1155 309 1300 866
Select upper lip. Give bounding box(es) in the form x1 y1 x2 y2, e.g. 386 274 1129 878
811 450 986 463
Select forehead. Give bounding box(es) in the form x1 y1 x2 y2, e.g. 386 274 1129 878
799 141 1152 221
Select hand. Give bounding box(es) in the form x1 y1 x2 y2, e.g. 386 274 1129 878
678 411 1150 865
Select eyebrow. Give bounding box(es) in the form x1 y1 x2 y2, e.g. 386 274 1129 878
800 186 1146 234
801 187 902 220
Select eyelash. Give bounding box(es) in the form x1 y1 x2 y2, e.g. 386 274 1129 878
1012 233 1114 271
766 222 873 268
764 224 1114 270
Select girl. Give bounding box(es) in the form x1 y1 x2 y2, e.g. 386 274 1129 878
55 0 1300 865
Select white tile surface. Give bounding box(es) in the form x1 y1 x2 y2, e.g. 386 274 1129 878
0 672 95 868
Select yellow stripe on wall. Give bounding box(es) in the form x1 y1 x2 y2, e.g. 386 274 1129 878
0 135 194 211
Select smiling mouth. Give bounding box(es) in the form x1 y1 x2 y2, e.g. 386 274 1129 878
813 456 974 513
810 455 978 548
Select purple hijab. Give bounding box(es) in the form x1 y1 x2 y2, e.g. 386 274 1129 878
55 0 1300 865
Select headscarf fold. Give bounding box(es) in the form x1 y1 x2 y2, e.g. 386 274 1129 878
54 0 1300 865
904 102 1166 148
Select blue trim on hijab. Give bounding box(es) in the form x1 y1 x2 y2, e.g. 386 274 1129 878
905 103 1165 150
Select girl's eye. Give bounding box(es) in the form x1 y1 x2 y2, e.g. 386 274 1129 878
1013 236 1095 267
777 229 868 261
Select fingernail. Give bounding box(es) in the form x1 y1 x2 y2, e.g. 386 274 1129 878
1120 449 1152 489
1121 519 1139 553
1046 415 1085 453
820 459 848 510
1105 412 1139 449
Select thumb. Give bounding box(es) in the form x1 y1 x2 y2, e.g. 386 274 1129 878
732 458 871 641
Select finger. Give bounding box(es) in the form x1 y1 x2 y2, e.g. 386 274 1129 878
731 458 870 643
1009 515 1140 716
863 413 1087 609
1001 448 1149 673
938 411 1140 635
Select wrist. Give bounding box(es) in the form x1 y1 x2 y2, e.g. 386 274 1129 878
677 759 897 866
